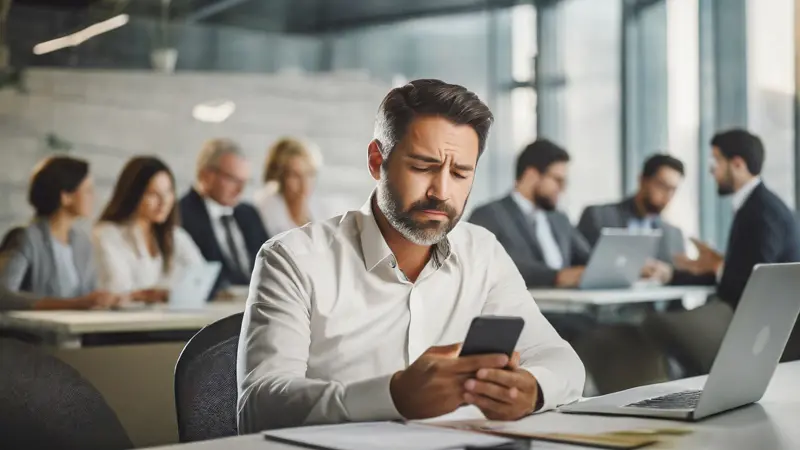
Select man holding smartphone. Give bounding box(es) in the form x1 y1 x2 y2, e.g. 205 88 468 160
237 79 585 433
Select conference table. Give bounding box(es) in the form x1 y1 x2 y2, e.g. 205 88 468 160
145 360 800 449
0 284 716 447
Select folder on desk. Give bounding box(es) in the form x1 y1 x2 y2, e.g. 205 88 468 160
262 421 516 450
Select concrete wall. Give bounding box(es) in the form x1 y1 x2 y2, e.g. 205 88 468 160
0 69 388 232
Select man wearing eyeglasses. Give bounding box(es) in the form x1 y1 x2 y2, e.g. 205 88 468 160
180 138 269 290
577 154 686 284
469 139 590 289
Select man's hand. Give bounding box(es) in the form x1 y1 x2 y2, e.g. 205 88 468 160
674 238 723 276
641 259 673 284
390 344 509 420
463 352 540 420
555 266 585 288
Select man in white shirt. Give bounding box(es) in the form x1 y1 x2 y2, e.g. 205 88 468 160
179 139 269 289
237 79 585 432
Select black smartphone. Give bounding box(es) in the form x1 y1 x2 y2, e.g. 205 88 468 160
459 315 525 358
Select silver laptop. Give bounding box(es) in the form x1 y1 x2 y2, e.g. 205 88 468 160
578 228 661 290
561 262 800 420
168 261 223 311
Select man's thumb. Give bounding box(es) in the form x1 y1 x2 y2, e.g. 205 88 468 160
427 342 462 356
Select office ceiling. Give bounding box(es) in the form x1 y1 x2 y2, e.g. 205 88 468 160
12 0 525 33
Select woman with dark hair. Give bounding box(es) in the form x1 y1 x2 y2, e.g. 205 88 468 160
0 156 118 310
93 156 203 299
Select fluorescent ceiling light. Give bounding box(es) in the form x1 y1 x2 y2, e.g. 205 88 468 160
193 100 236 123
33 14 130 55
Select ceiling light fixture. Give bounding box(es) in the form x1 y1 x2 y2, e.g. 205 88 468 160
33 14 130 55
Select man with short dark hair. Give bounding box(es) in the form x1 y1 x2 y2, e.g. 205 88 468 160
237 80 584 432
672 128 800 308
468 139 591 288
577 154 686 282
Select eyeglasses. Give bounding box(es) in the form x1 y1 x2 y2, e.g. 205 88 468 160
212 168 249 186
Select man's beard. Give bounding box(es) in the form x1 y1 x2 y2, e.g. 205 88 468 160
534 193 557 212
642 196 664 214
376 177 462 246
717 168 735 196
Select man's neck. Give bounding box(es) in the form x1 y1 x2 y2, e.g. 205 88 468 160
632 193 651 219
371 199 431 282
514 185 534 204
733 174 757 193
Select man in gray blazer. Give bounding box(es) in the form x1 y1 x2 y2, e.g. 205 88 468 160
469 139 590 288
577 154 686 280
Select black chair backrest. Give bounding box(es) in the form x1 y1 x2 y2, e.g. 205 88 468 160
174 312 244 443
0 338 132 450
0 226 31 290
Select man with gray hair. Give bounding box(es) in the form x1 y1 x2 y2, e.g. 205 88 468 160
179 138 269 290
237 79 584 432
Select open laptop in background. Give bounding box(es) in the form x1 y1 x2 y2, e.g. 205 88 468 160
114 261 222 311
560 262 800 420
578 228 661 290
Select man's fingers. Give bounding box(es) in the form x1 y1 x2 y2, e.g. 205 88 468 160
427 343 463 357
446 354 509 373
464 392 512 419
465 379 516 404
474 367 520 389
509 352 521 369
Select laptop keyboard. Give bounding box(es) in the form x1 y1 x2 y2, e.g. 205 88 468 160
625 390 703 410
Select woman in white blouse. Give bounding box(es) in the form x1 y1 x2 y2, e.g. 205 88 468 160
253 138 323 236
93 156 204 301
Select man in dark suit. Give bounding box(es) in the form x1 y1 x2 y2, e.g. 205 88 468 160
672 129 800 309
578 154 686 283
469 139 590 288
180 138 269 291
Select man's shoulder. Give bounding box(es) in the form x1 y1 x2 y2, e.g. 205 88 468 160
263 212 360 258
449 221 502 253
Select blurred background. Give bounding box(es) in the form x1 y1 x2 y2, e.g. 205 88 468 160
0 0 796 249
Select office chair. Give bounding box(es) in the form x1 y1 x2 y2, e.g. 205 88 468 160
174 312 243 443
0 338 132 450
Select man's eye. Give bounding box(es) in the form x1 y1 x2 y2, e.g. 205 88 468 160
411 166 429 172
453 172 468 180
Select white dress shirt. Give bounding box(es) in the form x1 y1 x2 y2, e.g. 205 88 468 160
511 191 564 269
93 221 205 293
731 177 762 212
203 198 252 274
253 184 326 237
237 195 585 432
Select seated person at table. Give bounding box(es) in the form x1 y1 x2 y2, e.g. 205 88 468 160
672 129 800 308
577 154 686 283
179 139 269 291
468 140 590 288
0 156 117 309
237 79 584 432
94 157 205 302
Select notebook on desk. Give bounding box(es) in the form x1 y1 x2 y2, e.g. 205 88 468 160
262 421 518 450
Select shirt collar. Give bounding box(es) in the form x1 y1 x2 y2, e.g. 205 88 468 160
204 196 234 219
511 190 536 217
732 177 761 212
357 193 454 272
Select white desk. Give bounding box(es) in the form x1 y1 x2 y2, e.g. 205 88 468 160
0 302 244 348
530 286 715 312
144 360 800 450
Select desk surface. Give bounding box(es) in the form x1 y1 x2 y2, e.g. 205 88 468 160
145 360 800 450
530 285 715 306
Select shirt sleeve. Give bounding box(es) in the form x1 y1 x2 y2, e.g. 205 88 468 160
480 237 586 411
237 242 402 433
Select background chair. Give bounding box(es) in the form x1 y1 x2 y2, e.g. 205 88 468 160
174 312 243 443
0 338 132 450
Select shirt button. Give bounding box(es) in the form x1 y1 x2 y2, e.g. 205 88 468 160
389 256 397 268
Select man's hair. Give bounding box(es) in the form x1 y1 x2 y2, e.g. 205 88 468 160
515 139 570 181
642 154 685 178
710 129 765 175
196 138 245 178
372 79 494 161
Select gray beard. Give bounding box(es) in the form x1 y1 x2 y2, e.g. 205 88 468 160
375 177 458 246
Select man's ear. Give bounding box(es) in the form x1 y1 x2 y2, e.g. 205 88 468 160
368 140 385 181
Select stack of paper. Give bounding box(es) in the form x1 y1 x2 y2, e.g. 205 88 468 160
263 421 514 450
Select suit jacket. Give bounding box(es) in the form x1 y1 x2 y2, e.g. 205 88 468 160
577 197 686 264
179 188 270 290
717 183 800 309
0 220 97 297
468 194 591 287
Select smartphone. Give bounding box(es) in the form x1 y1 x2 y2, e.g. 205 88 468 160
459 315 525 358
